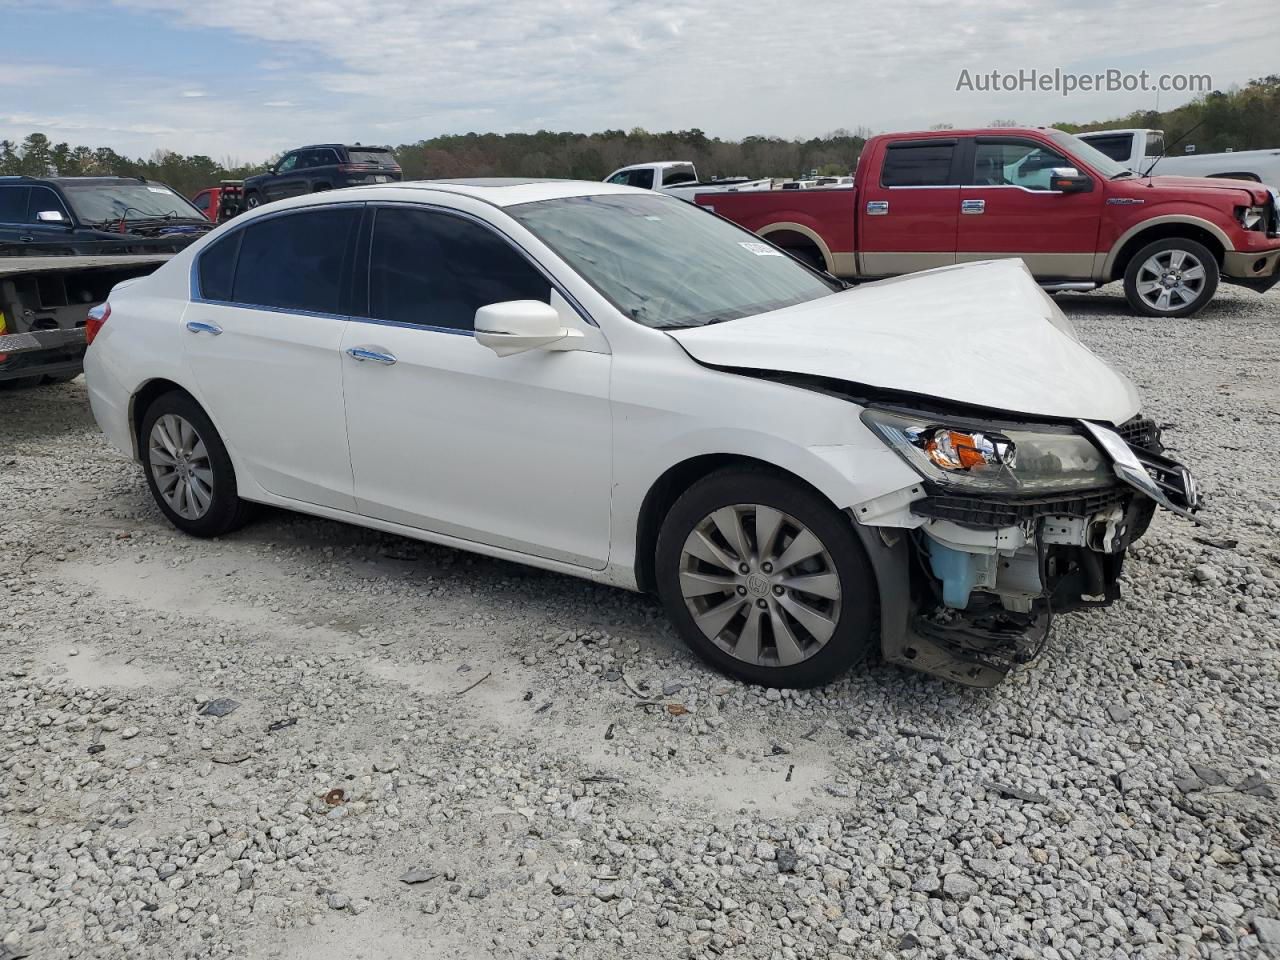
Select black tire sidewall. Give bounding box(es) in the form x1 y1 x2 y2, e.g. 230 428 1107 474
655 468 878 688
1124 238 1219 318
139 391 247 537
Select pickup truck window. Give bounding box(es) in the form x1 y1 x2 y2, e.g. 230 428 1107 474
663 165 698 186
510 193 839 330
1047 131 1130 179
881 142 955 187
973 140 1070 190
1144 132 1165 157
1080 134 1130 163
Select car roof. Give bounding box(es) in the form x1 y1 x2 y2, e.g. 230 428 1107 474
246 178 649 210
288 143 394 151
0 175 154 186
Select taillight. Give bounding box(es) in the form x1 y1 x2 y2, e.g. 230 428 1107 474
0 308 9 363
86 302 111 346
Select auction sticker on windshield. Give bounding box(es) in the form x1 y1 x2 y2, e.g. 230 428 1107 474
739 241 783 256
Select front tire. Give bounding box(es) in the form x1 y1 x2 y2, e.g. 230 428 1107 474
1123 238 1219 318
244 191 262 210
655 467 878 688
140 391 251 537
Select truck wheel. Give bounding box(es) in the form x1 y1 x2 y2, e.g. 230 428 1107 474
1124 238 1219 318
244 191 262 209
655 467 877 688
140 391 252 537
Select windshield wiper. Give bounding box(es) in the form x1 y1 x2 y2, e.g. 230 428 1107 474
1110 170 1136 180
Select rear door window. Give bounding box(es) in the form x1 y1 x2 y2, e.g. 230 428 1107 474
367 206 550 331
197 231 242 301
880 142 956 187
231 207 359 313
0 186 29 222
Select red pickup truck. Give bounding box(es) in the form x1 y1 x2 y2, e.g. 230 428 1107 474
696 127 1280 317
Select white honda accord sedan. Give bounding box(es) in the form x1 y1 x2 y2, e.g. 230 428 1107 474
84 179 1199 688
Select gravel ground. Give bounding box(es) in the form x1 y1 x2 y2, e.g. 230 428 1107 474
2 283 1279 960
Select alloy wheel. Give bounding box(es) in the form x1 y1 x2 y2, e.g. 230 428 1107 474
678 504 842 667
148 414 214 520
1135 249 1207 312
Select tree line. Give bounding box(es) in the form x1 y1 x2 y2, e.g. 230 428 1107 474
2 75 1276 199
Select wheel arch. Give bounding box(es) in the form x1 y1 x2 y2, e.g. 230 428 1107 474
129 378 204 459
756 222 834 273
1103 216 1230 282
634 453 845 594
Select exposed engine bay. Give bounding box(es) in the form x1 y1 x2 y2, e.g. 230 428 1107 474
852 410 1200 687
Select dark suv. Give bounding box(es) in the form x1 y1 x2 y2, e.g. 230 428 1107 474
0 176 213 254
242 144 402 208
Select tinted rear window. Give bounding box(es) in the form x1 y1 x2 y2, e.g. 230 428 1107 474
1082 134 1131 162
198 231 241 301
880 143 956 187
0 186 29 222
347 150 396 167
231 207 359 313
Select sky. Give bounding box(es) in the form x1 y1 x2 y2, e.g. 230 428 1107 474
0 0 1274 164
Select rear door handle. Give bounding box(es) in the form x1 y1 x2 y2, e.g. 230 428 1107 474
961 199 985 215
346 346 397 365
185 321 222 335
865 201 889 216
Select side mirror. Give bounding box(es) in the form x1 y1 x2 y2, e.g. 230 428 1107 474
474 300 583 357
1049 167 1093 194
35 210 70 225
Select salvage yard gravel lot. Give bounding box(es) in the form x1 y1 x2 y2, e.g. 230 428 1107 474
2 285 1279 960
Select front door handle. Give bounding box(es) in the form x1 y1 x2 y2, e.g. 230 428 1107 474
961 199 986 215
865 200 889 216
346 346 397 365
185 321 222 335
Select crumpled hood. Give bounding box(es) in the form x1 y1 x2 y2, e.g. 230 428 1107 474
668 259 1141 423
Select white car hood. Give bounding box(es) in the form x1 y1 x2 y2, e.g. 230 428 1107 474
668 259 1141 423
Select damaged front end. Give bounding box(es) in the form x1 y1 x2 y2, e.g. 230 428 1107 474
855 407 1199 687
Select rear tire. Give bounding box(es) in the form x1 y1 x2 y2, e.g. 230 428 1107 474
1123 238 1219 318
140 391 251 537
655 467 878 688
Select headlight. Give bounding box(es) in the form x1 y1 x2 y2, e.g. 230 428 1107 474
861 408 1114 493
1237 205 1266 231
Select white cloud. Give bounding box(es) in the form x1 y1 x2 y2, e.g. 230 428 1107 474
181 90 206 98
4 0 1276 159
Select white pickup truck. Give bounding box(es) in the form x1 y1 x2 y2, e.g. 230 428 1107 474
603 161 772 199
1078 128 1280 189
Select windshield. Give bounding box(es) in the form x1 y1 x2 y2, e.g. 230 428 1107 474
1049 131 1132 179
508 194 840 329
62 182 206 223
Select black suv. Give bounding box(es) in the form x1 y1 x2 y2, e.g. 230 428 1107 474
242 144 402 208
0 175 213 254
